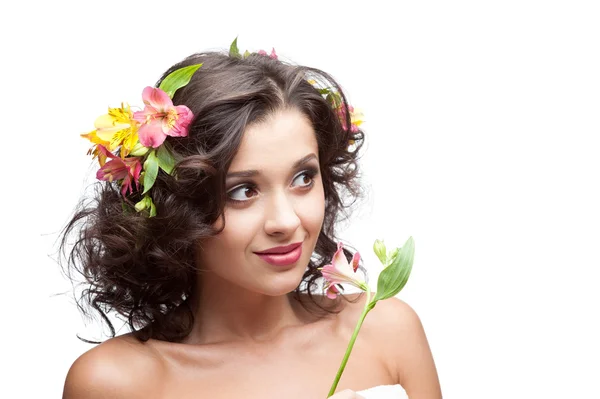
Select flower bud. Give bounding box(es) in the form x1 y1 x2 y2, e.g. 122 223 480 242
386 247 400 266
130 142 150 157
374 236 414 302
134 197 148 212
373 239 387 265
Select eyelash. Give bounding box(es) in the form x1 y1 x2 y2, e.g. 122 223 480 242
226 167 319 204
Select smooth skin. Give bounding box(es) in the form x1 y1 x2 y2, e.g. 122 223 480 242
63 108 441 398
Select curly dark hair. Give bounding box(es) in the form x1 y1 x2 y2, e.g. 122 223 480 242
60 50 365 343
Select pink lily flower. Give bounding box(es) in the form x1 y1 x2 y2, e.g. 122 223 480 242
321 242 367 298
96 145 142 196
133 87 194 148
257 48 278 60
325 283 341 300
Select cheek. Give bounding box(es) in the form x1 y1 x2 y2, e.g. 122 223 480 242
218 208 262 251
202 209 262 267
299 181 325 234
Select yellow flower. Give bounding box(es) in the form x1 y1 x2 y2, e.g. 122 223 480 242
337 105 364 134
80 130 109 166
85 103 140 157
350 107 364 130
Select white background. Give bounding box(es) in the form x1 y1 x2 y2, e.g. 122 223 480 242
1 0 599 398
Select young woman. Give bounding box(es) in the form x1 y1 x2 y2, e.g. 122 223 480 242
61 44 441 398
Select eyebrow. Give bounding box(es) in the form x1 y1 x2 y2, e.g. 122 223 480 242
226 153 318 179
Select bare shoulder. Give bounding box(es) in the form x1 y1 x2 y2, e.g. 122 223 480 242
340 294 442 398
365 295 423 334
337 292 419 330
63 334 165 399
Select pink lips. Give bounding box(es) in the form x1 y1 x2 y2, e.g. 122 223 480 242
255 242 303 267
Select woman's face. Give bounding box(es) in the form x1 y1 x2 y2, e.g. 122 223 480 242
198 107 325 296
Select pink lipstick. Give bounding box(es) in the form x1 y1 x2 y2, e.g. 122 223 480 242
254 242 303 267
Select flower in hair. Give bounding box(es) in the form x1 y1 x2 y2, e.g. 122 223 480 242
95 145 142 196
228 37 278 60
81 103 139 158
336 105 364 134
306 79 364 139
82 64 203 217
257 48 278 60
133 87 194 148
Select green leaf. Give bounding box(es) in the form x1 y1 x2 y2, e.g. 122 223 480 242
156 145 176 174
374 236 414 301
243 49 251 59
373 239 387 265
158 63 203 99
142 150 159 194
229 36 241 58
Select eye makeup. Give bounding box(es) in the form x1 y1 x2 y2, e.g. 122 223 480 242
226 164 320 205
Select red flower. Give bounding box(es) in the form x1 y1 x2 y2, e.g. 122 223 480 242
96 145 142 196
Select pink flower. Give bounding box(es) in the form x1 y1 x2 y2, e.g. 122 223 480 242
325 283 341 300
336 105 363 133
132 87 194 148
321 242 366 298
257 48 278 60
96 145 142 196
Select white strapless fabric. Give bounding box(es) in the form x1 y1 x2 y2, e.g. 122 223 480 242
355 384 407 398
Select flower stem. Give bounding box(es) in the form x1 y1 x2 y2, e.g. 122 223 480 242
327 286 376 397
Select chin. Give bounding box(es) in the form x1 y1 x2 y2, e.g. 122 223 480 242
260 270 306 297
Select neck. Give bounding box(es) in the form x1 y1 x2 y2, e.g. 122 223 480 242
183 272 306 345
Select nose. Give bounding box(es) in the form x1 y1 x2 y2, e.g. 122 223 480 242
263 190 301 237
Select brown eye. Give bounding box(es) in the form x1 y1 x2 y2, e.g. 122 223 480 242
228 185 258 202
292 172 314 188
